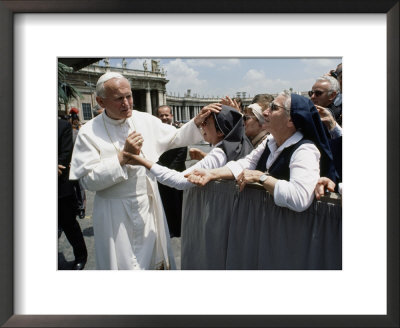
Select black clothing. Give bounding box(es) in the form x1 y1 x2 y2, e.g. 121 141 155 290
158 146 187 172
327 102 342 127
290 94 336 183
58 119 87 266
157 146 188 237
330 136 342 183
255 139 313 179
58 119 75 199
214 105 253 162
58 194 87 262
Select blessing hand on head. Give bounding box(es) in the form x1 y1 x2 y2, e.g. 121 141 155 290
194 103 222 127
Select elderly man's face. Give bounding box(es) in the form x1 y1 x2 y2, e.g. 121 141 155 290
310 81 336 107
158 106 173 124
96 78 133 120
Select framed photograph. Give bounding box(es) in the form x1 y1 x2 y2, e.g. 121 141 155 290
1 1 398 327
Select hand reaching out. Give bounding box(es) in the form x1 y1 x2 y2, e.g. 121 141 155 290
124 131 143 155
122 151 153 170
118 131 143 165
189 148 207 161
185 168 212 186
236 169 264 191
315 105 337 131
220 96 241 112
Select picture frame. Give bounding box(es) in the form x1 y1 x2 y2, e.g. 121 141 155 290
0 1 398 327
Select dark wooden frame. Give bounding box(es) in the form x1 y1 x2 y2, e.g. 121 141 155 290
0 1 398 327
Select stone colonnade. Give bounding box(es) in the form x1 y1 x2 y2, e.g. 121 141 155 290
169 105 204 121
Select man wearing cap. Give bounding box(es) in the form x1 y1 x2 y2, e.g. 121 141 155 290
69 72 216 270
187 91 335 212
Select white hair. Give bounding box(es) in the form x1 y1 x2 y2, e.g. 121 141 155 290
316 75 340 95
96 72 129 98
278 90 291 116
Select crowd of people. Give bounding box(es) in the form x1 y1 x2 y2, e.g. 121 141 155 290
58 63 342 270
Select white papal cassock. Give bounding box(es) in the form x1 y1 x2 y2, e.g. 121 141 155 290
70 110 203 270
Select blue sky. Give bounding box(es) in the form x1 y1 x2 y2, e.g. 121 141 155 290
103 58 341 98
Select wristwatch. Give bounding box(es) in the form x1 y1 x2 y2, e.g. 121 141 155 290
259 174 269 184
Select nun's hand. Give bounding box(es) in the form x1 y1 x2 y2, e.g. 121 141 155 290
237 169 264 192
185 168 211 186
314 177 336 200
189 148 207 161
220 96 241 112
315 105 337 131
194 103 222 127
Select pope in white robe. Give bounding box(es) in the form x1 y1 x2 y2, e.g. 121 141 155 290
69 72 207 270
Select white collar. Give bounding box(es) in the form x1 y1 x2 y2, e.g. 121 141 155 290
267 131 304 154
102 111 129 126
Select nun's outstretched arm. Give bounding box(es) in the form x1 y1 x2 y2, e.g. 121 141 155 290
236 169 278 194
185 166 234 186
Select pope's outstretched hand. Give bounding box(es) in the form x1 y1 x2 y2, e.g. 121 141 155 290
194 103 222 127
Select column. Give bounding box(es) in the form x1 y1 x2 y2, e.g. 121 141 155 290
158 90 164 107
163 92 167 105
146 88 152 115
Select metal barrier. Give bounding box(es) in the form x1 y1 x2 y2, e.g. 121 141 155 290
181 180 342 270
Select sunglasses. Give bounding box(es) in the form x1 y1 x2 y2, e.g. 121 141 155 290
308 90 327 97
269 102 286 111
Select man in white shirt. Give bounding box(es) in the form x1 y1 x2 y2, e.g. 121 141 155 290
69 72 213 269
186 91 335 212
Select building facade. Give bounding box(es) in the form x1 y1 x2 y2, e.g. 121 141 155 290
60 60 251 122
60 60 306 123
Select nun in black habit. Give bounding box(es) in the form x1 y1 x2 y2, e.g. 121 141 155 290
186 92 336 212
123 105 253 190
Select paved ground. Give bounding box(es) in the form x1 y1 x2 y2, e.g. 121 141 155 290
58 189 182 270
58 143 211 270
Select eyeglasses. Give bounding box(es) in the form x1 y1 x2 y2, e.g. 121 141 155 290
243 115 256 121
268 102 286 112
308 90 327 97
